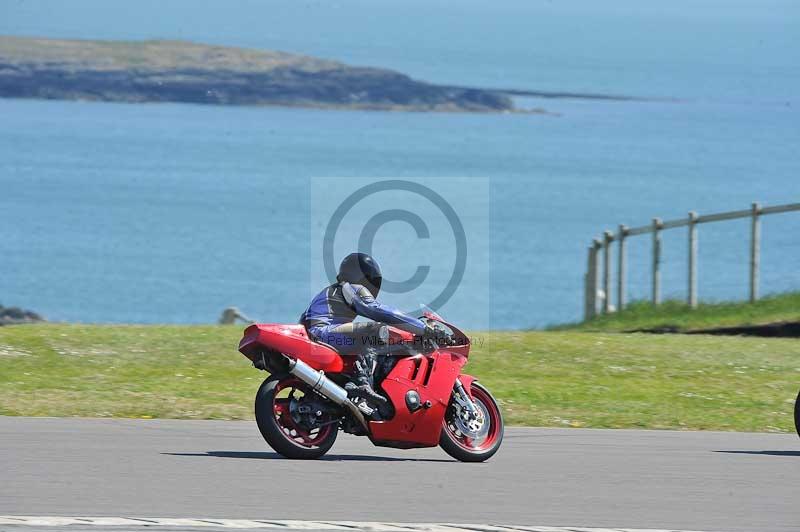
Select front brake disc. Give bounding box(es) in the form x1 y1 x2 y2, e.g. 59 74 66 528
453 400 490 440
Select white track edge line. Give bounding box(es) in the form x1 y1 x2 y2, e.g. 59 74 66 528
0 516 715 532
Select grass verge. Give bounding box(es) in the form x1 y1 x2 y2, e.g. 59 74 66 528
552 292 800 333
0 324 797 432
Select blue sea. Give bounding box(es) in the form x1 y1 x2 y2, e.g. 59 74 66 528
1 0 798 329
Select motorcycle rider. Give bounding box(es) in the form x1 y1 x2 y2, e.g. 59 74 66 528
301 253 428 405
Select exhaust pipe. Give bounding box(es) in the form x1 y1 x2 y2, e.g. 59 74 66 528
285 357 369 432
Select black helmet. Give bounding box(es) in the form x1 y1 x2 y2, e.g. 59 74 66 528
337 253 382 297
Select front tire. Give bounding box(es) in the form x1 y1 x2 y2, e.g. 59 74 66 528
255 375 338 459
794 389 800 439
440 381 503 462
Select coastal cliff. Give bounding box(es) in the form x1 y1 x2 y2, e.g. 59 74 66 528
0 36 514 112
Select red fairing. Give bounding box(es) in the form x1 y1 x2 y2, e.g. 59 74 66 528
458 373 478 399
369 349 468 447
238 323 344 373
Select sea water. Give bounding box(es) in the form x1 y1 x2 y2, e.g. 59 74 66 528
0 0 798 328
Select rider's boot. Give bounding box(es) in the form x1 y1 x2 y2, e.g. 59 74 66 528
345 348 387 405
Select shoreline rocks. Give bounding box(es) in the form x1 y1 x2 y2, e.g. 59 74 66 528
0 304 45 326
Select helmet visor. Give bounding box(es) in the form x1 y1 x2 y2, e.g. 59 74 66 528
365 275 381 298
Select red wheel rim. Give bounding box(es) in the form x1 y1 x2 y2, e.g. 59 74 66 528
272 378 333 448
443 384 501 452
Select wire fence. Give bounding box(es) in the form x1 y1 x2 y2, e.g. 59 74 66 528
584 201 800 320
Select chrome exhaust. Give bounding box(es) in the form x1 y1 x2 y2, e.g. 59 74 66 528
285 357 369 432
286 357 348 404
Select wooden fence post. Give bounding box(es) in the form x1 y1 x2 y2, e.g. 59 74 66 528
584 240 601 320
583 274 589 319
603 231 613 314
592 238 602 315
584 245 595 320
688 211 698 308
617 224 627 311
652 218 662 305
750 202 761 302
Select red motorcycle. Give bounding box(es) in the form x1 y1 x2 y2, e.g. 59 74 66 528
237 309 503 461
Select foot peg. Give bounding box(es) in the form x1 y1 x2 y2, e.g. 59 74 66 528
356 401 375 416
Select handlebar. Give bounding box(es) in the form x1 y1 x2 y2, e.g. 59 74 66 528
420 319 459 348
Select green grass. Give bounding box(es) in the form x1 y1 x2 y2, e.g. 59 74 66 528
1 324 797 432
552 292 800 333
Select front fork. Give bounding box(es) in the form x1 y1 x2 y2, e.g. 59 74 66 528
453 378 479 416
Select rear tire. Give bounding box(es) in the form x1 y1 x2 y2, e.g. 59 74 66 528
439 381 503 462
255 375 338 459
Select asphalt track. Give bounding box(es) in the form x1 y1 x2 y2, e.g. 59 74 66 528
0 417 797 532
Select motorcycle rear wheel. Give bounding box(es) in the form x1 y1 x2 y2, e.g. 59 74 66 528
439 381 503 462
255 375 338 459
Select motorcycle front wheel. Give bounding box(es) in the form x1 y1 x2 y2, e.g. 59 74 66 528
439 381 503 462
794 389 800 439
255 375 338 459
